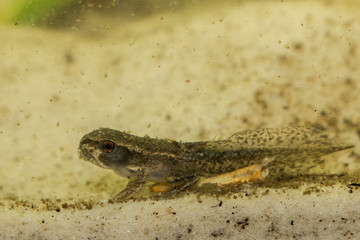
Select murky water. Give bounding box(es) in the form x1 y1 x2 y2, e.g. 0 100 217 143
0 0 359 239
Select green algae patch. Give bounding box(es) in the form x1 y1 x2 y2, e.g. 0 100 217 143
0 0 73 26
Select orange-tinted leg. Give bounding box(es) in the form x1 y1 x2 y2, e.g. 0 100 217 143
151 157 273 192
198 157 273 186
150 184 173 193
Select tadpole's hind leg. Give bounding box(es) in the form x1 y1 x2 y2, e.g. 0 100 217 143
166 171 201 191
198 157 274 186
151 173 200 193
172 176 201 191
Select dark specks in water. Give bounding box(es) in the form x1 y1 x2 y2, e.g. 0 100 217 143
211 229 223 237
64 52 74 63
235 217 249 230
348 183 360 187
293 42 303 51
5 198 96 212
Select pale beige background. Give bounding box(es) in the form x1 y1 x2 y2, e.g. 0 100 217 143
0 0 359 239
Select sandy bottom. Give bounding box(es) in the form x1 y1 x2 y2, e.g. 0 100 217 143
0 0 360 239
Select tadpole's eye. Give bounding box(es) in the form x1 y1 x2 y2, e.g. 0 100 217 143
102 141 116 153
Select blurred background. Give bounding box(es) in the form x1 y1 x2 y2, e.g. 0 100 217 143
1 0 360 238
0 0 207 27
0 0 359 204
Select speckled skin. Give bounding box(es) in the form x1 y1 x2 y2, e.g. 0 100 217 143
78 127 353 201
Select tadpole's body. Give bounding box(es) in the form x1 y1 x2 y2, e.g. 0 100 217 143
78 126 353 201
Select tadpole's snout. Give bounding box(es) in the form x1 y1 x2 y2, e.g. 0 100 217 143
78 133 112 170
78 135 90 158
79 133 92 147
78 146 83 157
78 139 92 162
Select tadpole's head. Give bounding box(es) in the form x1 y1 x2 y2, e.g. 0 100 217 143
78 128 130 169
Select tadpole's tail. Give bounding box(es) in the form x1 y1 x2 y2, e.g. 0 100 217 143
228 126 354 176
228 126 354 152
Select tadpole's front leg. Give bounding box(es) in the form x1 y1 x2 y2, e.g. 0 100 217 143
111 169 149 202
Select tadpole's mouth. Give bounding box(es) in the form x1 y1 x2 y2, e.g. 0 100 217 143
78 143 94 162
78 139 109 169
